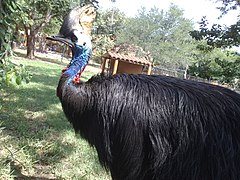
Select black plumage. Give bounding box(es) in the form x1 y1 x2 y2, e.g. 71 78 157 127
47 5 240 180
57 72 240 180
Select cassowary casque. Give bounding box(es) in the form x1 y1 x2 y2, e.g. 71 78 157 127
47 5 240 180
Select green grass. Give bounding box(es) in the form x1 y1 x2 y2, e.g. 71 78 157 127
0 55 110 179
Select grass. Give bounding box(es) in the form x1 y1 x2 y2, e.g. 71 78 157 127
0 52 110 179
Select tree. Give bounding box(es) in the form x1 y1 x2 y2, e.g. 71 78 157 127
188 0 240 85
93 7 126 35
0 0 18 58
116 4 195 69
188 42 224 80
15 0 100 59
188 39 240 84
14 0 72 59
214 0 240 15
91 7 127 61
191 0 240 48
0 0 31 86
190 16 240 48
214 53 240 83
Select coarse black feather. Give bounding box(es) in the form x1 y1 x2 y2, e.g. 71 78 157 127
57 73 240 180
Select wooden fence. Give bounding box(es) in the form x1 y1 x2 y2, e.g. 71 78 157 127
152 66 240 93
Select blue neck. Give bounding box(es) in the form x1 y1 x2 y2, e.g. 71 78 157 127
63 44 92 82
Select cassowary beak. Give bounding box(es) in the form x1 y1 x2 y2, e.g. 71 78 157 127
46 4 96 48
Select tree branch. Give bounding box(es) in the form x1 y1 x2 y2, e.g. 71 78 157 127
34 8 52 32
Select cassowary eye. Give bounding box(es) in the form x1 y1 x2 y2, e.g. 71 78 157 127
71 35 78 43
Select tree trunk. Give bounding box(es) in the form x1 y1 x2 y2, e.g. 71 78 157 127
38 41 45 53
23 8 52 59
26 27 35 59
38 33 46 53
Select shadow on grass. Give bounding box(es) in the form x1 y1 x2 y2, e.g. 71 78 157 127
10 160 55 180
0 60 85 179
1 54 108 179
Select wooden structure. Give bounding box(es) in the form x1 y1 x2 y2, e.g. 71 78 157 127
102 50 153 75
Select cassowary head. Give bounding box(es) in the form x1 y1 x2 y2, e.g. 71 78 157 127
47 4 96 48
46 5 96 97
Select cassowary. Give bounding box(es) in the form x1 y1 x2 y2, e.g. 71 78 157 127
47 5 240 180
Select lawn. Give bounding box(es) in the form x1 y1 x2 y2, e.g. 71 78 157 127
0 53 110 179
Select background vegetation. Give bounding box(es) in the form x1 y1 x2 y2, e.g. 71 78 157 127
0 0 239 178
1 0 239 86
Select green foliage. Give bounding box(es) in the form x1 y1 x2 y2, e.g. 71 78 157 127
92 8 127 61
0 58 32 87
189 43 240 84
189 0 240 85
16 0 71 22
214 52 240 83
214 0 240 15
0 0 31 86
190 0 239 48
44 17 62 35
190 17 240 48
116 4 195 69
14 0 74 58
189 45 222 80
92 35 115 62
94 8 126 35
0 0 19 57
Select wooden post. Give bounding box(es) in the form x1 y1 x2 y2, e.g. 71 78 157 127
147 64 152 75
112 59 119 75
101 57 106 74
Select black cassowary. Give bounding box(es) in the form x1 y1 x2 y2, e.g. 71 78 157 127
47 5 240 180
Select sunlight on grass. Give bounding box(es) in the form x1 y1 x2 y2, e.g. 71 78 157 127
0 55 110 179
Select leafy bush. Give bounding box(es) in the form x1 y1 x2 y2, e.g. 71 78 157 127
0 57 32 86
0 0 31 86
